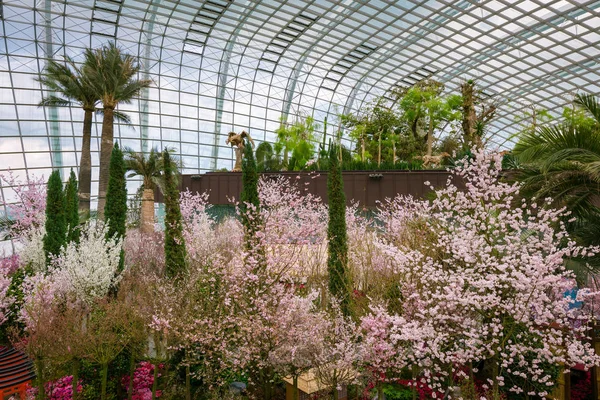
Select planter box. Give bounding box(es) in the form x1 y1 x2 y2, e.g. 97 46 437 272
282 370 347 400
156 170 457 207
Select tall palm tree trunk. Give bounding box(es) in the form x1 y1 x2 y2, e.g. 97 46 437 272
97 107 115 220
427 116 434 157
378 129 382 167
79 108 93 218
141 188 155 234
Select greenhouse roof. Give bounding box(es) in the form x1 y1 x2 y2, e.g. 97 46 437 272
0 0 599 191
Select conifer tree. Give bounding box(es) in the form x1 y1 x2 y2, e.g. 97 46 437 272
104 143 127 272
43 170 66 266
240 139 260 250
162 149 186 278
64 169 80 243
327 145 351 315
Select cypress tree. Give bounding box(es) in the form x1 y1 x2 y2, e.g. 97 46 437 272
43 170 66 266
162 149 186 278
240 139 260 250
104 143 127 272
64 169 80 243
327 145 351 315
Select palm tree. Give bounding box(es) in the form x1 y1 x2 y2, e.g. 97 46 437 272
83 42 152 220
513 93 600 274
124 147 160 234
124 147 179 234
513 93 600 220
37 56 99 217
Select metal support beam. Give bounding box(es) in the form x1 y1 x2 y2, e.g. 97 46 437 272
139 1 160 153
44 0 62 177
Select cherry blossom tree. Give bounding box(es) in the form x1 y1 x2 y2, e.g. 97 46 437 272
1 171 47 271
267 292 328 400
368 150 600 398
0 265 13 327
53 222 123 304
312 308 363 400
0 171 46 240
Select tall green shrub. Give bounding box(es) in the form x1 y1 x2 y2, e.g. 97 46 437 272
104 143 127 272
240 139 260 247
327 146 351 315
43 170 66 266
162 149 186 278
64 169 80 243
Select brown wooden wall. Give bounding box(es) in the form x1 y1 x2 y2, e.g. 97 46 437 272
156 170 457 207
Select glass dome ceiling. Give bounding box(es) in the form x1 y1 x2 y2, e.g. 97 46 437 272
1 0 599 203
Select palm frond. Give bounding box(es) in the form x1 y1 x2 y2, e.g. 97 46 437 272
39 95 72 108
575 93 600 125
38 57 99 110
82 42 151 108
95 108 133 126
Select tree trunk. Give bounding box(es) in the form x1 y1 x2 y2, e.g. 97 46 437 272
79 108 93 218
185 364 191 400
461 82 477 150
491 358 500 400
128 352 135 400
152 363 158 400
468 362 476 399
377 383 384 400
412 365 417 400
97 106 115 220
378 130 382 167
411 116 419 140
361 139 365 163
427 115 434 157
100 362 109 400
332 378 339 400
293 375 299 400
141 188 155 234
392 141 396 164
72 358 80 400
36 359 45 400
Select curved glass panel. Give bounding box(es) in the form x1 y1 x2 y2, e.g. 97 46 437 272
0 0 599 215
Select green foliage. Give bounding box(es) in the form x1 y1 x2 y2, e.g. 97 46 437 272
274 115 319 170
240 139 261 250
43 170 66 266
512 105 553 140
435 133 461 156
123 146 163 191
78 352 130 400
459 79 497 150
162 149 187 278
562 104 597 132
512 92 600 273
381 383 414 400
0 265 32 344
37 55 100 217
83 42 152 219
499 323 561 399
513 93 600 220
327 146 351 315
398 80 462 155
64 169 80 243
127 185 144 229
104 143 127 272
341 82 460 166
255 142 279 172
342 159 422 171
82 42 152 109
